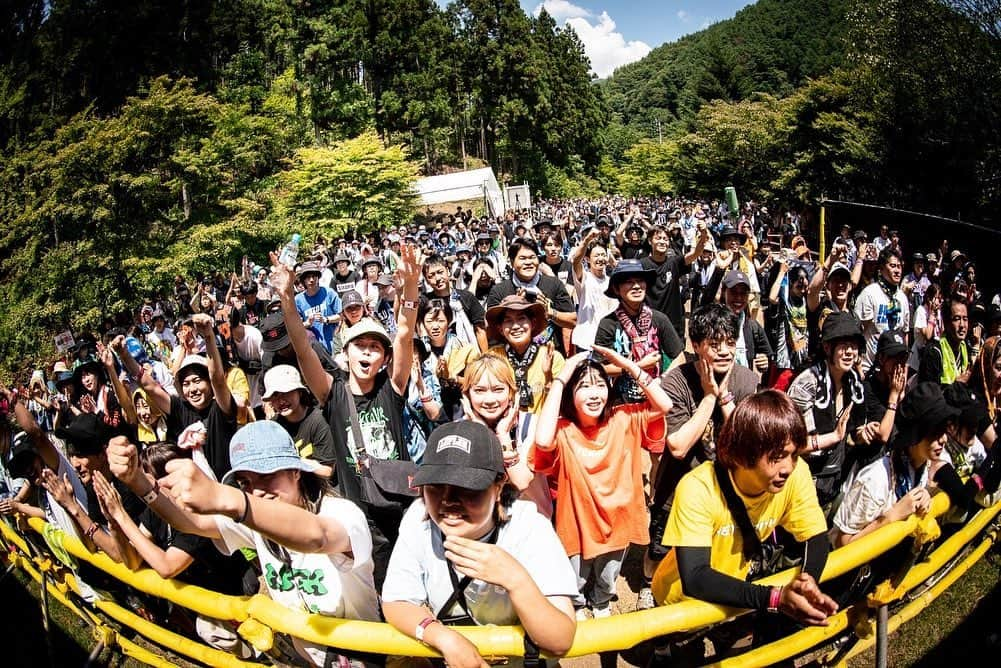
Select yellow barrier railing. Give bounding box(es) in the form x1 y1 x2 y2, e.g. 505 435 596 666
2 489 999 666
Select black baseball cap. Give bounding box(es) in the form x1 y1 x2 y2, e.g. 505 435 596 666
876 330 908 358
412 422 505 491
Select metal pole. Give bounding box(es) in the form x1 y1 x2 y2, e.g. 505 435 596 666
819 203 827 263
40 568 56 668
84 640 107 668
875 604 889 668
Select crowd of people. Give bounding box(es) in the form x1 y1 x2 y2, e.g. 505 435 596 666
3 195 1001 667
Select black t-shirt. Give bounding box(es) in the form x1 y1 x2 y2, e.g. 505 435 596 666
140 508 246 595
166 394 237 480
324 369 408 505
275 406 336 466
543 258 572 285
619 241 651 260
642 252 689 336
422 289 487 327
332 271 361 298
594 308 683 403
239 299 267 328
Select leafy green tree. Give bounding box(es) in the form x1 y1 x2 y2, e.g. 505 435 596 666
618 139 677 197
276 131 420 238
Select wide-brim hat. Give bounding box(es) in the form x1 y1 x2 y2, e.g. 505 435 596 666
333 252 352 265
898 382 960 441
342 319 392 351
821 311 864 347
485 294 548 341
71 356 105 383
605 259 658 298
262 365 308 400
259 313 290 352
221 421 320 486
295 260 323 278
718 226 747 243
412 421 505 491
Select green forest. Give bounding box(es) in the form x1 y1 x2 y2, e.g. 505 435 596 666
0 0 999 375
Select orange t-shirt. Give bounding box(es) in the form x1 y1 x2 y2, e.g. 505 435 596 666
530 403 663 559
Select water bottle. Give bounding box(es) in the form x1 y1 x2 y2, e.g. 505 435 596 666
278 233 301 269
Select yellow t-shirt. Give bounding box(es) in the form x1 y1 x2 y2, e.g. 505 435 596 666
225 366 254 425
652 458 825 605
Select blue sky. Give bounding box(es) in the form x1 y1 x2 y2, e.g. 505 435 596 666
521 0 754 77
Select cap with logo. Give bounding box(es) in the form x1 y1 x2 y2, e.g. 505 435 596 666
412 421 505 490
341 290 366 309
876 329 909 358
259 313 290 352
722 270 751 289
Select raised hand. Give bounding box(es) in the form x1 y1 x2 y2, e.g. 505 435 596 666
39 469 75 509
160 459 221 515
268 251 296 300
106 436 145 489
93 470 126 524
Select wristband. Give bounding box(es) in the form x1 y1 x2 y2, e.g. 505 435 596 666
136 365 146 381
768 585 782 613
886 402 897 411
419 395 434 404
811 434 820 452
637 372 655 388
85 522 101 540
718 391 734 406
235 489 251 524
415 617 440 643
971 474 985 492
401 299 418 311
142 481 160 505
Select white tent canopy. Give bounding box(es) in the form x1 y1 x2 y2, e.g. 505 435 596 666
415 167 505 216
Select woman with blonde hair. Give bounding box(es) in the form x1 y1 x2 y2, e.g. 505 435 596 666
460 353 551 516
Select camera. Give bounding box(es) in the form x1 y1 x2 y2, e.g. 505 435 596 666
523 289 539 303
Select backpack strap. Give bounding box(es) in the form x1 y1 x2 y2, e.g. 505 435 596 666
713 461 763 562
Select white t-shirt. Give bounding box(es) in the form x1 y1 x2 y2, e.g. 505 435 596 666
855 282 910 374
41 449 100 601
215 495 379 666
908 305 930 370
832 455 929 541
234 325 264 409
571 270 618 350
382 499 582 627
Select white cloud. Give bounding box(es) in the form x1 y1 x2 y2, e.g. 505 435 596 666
677 10 689 22
533 0 592 21
565 11 651 78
